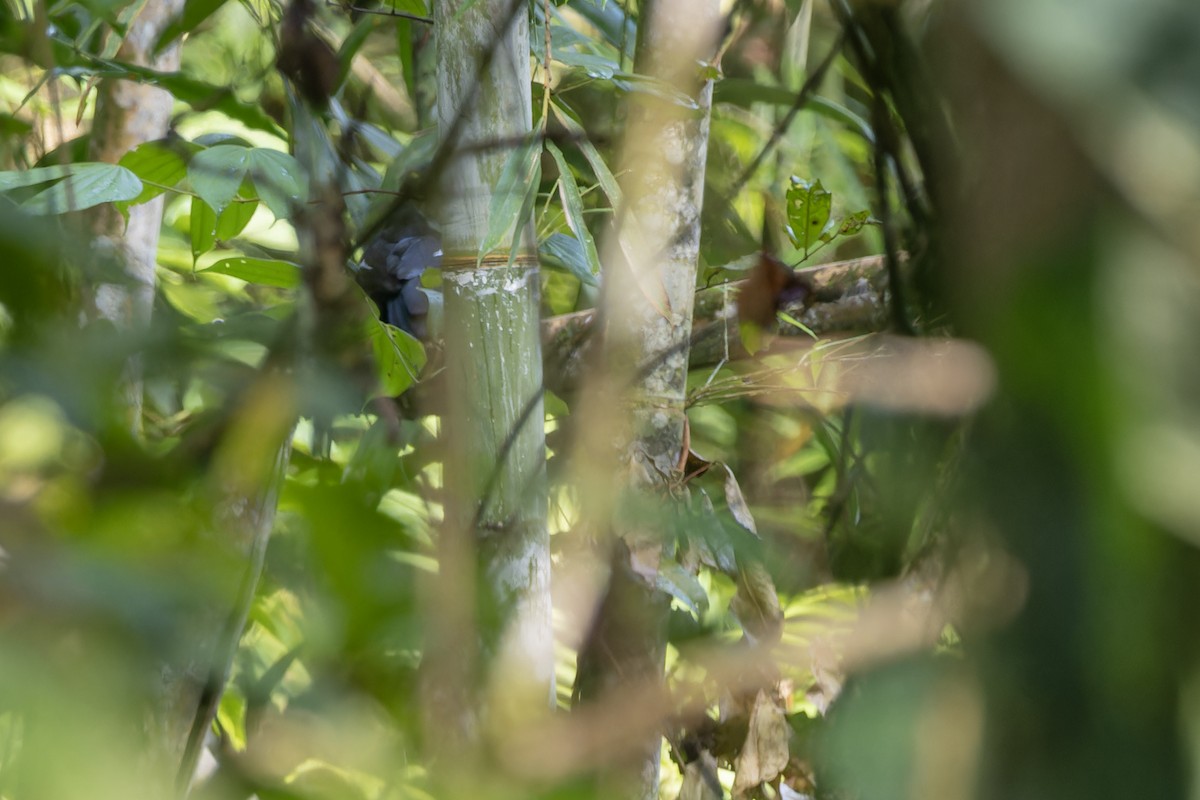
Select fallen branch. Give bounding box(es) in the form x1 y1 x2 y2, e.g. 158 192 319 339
541 253 891 396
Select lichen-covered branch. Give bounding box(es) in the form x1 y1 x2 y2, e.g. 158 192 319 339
543 253 890 397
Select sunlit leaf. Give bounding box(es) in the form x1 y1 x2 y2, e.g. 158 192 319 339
118 139 196 207
786 177 832 255
0 163 141 213
656 561 709 618
202 257 301 288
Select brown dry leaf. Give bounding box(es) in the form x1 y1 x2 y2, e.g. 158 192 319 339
806 638 844 715
722 463 757 535
678 751 724 800
731 690 790 798
731 561 783 645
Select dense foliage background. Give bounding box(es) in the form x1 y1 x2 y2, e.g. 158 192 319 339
1 0 1200 799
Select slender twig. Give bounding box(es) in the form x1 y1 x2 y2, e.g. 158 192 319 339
872 101 914 336
331 0 432 23
349 0 529 253
726 32 845 202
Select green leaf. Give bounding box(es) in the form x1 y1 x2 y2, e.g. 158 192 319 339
118 139 195 206
554 50 617 79
538 231 598 286
202 257 301 288
189 189 254 261
0 163 142 214
545 140 601 280
214 198 258 240
368 319 427 397
821 209 875 242
786 177 832 256
337 16 375 88
612 72 700 110
62 59 285 137
190 196 217 260
656 561 709 618
397 19 416 105
245 149 306 220
0 164 81 192
713 80 874 142
478 137 540 261
154 0 232 54
189 144 249 214
551 100 621 207
75 0 142 23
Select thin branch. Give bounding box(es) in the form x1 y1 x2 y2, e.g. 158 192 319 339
331 0 433 23
726 32 845 202
349 0 528 253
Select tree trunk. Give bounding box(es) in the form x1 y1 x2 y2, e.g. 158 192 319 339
426 0 552 763
86 0 184 427
572 1 723 797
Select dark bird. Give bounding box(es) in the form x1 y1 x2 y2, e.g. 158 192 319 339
353 208 441 338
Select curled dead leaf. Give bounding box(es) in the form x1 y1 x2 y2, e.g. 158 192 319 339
731 689 790 798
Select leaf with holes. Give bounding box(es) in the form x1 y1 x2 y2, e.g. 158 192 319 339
821 209 875 243
786 177 832 256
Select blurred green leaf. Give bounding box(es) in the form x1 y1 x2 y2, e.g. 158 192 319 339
246 148 306 220
0 163 142 213
821 209 874 242
656 561 709 618
202 257 301 288
368 320 426 397
153 0 232 54
189 144 249 214
478 136 540 261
